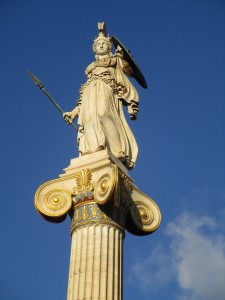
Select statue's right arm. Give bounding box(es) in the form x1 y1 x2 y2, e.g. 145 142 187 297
63 106 79 124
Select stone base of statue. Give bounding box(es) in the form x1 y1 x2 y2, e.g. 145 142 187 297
34 149 161 300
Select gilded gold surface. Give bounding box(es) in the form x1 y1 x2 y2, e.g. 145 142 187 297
94 170 115 204
113 165 119 207
34 157 161 235
35 189 72 218
140 209 147 219
130 186 161 233
92 203 98 217
70 201 126 234
73 169 94 197
135 201 154 225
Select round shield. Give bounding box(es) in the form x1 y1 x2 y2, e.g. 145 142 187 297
111 36 148 89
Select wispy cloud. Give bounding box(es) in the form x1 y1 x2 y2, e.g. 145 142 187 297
127 243 174 292
128 211 225 300
168 212 225 300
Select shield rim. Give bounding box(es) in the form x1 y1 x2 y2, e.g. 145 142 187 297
111 35 148 89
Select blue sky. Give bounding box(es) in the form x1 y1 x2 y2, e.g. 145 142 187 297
1 1 225 299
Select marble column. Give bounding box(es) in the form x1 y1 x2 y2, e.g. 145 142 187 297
34 150 161 300
67 201 125 300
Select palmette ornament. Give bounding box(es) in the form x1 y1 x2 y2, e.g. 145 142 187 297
34 150 161 235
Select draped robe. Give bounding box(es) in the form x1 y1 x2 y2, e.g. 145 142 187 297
77 55 139 169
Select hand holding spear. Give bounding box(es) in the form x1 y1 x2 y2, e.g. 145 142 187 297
28 71 78 131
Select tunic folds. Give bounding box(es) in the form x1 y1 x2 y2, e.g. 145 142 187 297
77 56 139 169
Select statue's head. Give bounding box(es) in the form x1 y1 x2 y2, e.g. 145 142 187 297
93 22 112 59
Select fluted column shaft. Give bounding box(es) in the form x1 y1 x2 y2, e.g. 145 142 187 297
67 201 125 300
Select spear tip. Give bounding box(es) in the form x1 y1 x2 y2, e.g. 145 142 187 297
27 70 43 88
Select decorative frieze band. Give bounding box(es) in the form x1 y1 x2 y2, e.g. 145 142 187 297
34 161 161 235
70 201 126 234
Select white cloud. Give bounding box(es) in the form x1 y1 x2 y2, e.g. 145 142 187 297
128 212 225 300
127 243 174 292
167 213 225 300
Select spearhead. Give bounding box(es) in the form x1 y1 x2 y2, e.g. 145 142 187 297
28 70 78 131
28 71 43 89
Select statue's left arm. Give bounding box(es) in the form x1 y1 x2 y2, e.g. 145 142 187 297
115 46 134 77
115 47 139 120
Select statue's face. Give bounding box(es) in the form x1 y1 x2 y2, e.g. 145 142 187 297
95 39 110 55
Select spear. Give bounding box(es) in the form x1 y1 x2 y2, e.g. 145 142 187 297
28 71 78 131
